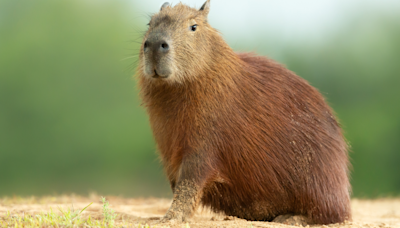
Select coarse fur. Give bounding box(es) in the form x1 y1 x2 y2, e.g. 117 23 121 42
137 1 351 225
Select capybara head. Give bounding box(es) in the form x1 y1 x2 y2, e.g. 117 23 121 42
139 0 221 84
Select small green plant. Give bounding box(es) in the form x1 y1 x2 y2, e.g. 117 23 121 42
101 196 117 226
0 196 138 227
58 202 93 223
3 203 94 227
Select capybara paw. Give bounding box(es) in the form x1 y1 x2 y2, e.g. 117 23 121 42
272 214 308 226
159 211 185 223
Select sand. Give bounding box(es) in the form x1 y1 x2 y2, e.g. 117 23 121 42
0 195 399 227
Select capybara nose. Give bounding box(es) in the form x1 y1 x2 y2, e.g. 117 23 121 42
159 41 169 52
144 40 170 54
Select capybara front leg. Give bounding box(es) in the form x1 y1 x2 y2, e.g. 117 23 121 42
160 152 212 223
161 179 201 222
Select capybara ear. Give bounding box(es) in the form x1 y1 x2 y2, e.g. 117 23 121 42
199 0 210 18
160 2 170 11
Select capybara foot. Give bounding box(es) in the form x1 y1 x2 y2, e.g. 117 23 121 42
272 214 308 226
159 214 181 223
159 210 191 223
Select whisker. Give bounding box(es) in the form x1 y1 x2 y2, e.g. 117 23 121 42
120 55 139 61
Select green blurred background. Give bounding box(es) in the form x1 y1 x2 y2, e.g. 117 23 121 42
0 0 399 198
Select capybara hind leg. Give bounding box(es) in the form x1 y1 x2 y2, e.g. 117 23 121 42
272 214 308 226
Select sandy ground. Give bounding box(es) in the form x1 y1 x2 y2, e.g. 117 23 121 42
0 195 399 228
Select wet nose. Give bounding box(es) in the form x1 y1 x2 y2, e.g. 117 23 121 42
144 40 170 54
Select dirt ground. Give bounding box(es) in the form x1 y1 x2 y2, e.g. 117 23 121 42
0 195 399 228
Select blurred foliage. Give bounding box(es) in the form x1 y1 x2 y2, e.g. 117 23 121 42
0 0 399 198
0 0 169 197
281 14 400 196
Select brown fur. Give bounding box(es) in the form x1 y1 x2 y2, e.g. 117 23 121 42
137 1 351 225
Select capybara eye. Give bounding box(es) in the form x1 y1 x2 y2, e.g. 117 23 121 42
190 24 197 31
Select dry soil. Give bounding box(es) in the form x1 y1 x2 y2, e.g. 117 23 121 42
0 195 399 228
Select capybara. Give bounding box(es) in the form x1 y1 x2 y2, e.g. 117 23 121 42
136 0 351 225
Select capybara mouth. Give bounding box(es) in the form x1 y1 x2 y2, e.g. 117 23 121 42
152 69 169 79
